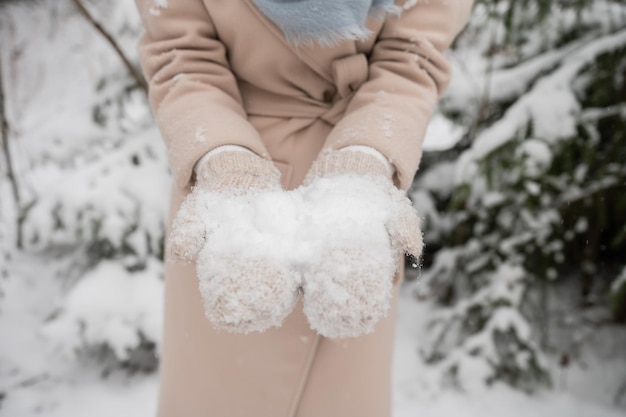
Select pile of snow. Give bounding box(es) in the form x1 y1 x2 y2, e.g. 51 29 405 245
43 259 163 362
170 172 416 337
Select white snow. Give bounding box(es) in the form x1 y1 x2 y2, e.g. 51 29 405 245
481 191 506 208
456 29 626 177
170 172 415 337
148 0 168 16
612 267 626 294
2 262 625 417
194 126 207 143
402 0 418 11
422 113 465 151
414 161 457 196
19 127 169 253
518 138 553 178
43 259 164 361
392 288 626 417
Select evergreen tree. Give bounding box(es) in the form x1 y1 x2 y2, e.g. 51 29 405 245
415 0 626 390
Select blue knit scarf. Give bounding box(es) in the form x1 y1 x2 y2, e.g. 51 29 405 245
252 0 402 45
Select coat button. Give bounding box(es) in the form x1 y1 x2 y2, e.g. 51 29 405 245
322 88 335 103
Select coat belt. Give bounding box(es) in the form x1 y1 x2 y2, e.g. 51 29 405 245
240 53 369 126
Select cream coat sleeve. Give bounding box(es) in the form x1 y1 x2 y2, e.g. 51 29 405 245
135 0 270 190
324 0 474 191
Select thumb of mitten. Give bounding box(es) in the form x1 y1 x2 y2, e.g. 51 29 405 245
167 192 207 263
386 188 424 261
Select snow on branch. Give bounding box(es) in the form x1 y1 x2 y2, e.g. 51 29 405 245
19 128 169 260
464 29 626 165
71 0 147 94
43 259 163 362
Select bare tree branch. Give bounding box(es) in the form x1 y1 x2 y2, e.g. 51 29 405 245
71 0 148 94
0 57 23 248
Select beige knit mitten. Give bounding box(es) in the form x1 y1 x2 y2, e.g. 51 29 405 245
300 149 423 338
167 150 302 334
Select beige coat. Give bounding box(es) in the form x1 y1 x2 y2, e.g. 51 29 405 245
135 1 473 416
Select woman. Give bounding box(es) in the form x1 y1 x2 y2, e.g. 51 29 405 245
134 1 473 416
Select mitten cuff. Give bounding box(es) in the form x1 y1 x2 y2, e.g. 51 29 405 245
305 149 391 184
196 151 281 193
194 145 254 175
340 146 395 177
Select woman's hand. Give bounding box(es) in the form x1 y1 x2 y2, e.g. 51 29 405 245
168 150 303 334
298 149 423 338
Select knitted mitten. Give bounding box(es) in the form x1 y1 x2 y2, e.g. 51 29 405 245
168 150 302 334
300 149 423 338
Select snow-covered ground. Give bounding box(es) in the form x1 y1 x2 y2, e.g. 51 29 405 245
1 254 624 416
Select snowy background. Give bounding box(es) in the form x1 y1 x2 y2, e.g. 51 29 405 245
1 0 625 416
